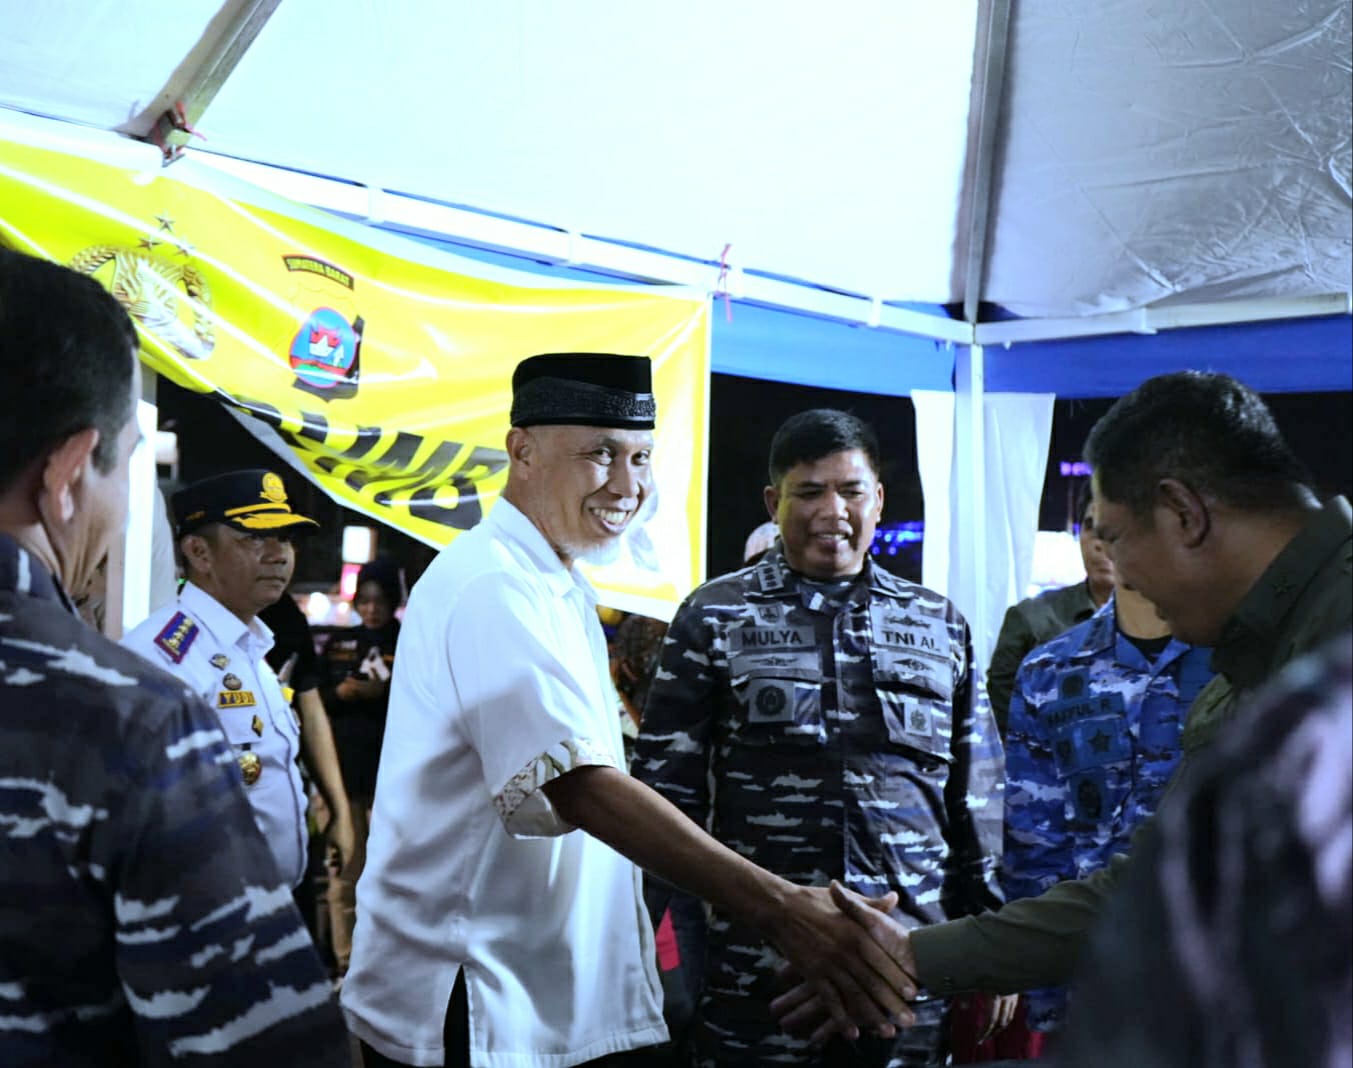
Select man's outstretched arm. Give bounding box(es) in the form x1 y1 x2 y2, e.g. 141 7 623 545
771 862 1125 1044
542 764 919 1041
909 859 1121 995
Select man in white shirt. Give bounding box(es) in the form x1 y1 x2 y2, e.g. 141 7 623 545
343 353 917 1068
124 470 354 891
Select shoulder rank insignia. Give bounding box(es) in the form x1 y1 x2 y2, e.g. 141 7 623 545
218 690 257 708
153 612 199 664
754 557 786 594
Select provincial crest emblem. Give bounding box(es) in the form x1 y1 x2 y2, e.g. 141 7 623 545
288 306 362 400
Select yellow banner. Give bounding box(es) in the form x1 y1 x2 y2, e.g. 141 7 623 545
0 126 709 616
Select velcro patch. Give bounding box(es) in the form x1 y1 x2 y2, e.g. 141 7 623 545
218 690 257 708
153 612 199 664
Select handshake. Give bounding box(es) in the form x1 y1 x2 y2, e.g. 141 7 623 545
768 881 1015 1047
765 880 919 1046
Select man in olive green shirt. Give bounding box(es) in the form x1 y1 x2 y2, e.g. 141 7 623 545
985 482 1114 734
772 371 1353 1037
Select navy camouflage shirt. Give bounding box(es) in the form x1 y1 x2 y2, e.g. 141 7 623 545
0 534 348 1067
1002 595 1214 1031
633 548 1004 1064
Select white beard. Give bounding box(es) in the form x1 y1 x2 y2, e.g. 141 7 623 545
573 536 624 566
571 488 659 568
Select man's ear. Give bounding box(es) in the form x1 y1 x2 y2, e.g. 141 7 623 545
1156 478 1210 549
40 428 100 523
180 532 211 573
875 481 886 522
763 484 780 521
506 427 534 469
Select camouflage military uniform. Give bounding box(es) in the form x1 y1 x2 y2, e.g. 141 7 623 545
0 534 347 1067
633 546 1004 1067
1002 597 1214 1031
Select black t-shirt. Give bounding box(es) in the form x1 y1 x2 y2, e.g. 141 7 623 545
259 593 322 693
1120 628 1173 663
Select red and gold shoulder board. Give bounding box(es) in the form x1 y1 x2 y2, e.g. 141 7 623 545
153 612 199 664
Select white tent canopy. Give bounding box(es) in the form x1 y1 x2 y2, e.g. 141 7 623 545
2 0 1349 657
4 0 1346 318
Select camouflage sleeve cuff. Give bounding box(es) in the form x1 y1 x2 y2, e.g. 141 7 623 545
493 737 617 838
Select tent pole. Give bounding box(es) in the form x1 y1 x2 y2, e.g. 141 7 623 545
118 0 283 153
950 0 1010 672
958 0 1012 325
110 369 159 639
952 342 989 669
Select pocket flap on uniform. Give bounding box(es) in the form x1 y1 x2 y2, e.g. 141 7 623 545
878 691 956 763
874 663 953 702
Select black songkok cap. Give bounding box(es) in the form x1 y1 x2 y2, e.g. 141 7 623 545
172 469 320 539
510 352 656 430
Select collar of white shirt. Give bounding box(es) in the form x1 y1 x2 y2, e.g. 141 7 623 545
179 580 276 658
485 498 599 610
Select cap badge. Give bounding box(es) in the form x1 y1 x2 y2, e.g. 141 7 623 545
260 472 288 504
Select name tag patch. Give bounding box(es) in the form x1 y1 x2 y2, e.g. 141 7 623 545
732 625 814 652
870 603 949 656
218 690 257 708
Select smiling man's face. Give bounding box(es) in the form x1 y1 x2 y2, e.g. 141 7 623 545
522 424 654 566
766 448 883 579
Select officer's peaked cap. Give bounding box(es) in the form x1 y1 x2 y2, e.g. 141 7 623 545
172 470 319 539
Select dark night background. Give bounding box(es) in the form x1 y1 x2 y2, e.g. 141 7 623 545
156 374 1353 595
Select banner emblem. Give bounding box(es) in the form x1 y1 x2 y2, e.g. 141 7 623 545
288 306 362 399
69 244 215 360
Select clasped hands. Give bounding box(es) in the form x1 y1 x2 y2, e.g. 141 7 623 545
767 880 918 1046
769 881 1016 1048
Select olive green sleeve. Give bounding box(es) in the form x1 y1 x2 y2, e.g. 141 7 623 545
911 852 1130 994
985 604 1036 735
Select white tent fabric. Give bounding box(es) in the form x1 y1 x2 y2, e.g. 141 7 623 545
1 0 1348 655
201 0 980 305
914 390 1055 667
0 1 222 131
3 1 1345 314
985 1 1353 316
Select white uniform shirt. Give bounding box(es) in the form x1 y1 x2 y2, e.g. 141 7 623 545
342 499 666 1068
123 582 307 887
